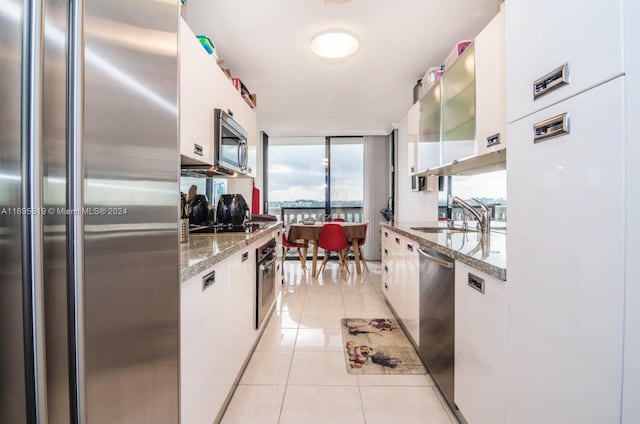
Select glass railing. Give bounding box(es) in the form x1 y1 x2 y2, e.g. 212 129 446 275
271 206 364 226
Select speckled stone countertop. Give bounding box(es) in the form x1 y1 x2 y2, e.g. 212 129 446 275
380 221 507 281
180 222 283 281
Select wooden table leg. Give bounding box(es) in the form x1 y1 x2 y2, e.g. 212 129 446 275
312 241 319 277
352 239 362 275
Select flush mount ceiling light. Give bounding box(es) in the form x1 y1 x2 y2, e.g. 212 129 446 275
310 32 360 59
324 0 353 3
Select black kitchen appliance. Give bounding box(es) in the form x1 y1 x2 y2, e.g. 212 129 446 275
216 193 250 225
256 238 277 329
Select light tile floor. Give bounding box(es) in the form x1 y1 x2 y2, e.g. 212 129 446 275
221 260 458 424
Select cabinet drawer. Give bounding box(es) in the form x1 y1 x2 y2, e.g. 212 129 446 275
506 1 623 122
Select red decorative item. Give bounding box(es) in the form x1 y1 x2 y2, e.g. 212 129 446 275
251 183 260 214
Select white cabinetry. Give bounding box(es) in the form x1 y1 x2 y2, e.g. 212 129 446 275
505 0 623 123
407 102 419 174
475 8 506 155
181 232 279 423
228 248 256 374
455 262 505 424
402 239 419 345
179 18 258 171
380 228 419 346
179 19 214 164
506 78 625 423
181 261 231 424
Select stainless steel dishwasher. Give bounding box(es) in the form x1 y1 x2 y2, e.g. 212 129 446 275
418 246 456 412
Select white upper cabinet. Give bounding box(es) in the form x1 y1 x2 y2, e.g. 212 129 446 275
179 18 258 169
441 44 476 164
475 8 506 155
417 81 442 172
407 102 419 174
505 0 624 123
179 19 214 164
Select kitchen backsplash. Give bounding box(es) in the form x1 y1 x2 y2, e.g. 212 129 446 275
438 170 507 222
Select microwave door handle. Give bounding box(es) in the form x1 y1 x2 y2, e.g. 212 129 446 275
242 141 248 170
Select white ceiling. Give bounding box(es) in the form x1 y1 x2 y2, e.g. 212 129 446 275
183 0 501 137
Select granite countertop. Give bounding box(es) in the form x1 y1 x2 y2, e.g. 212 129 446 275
180 222 283 281
380 221 507 281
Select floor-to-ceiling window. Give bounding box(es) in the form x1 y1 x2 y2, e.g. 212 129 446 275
266 136 364 223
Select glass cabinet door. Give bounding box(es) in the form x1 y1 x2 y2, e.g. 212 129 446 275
418 81 442 172
442 44 476 164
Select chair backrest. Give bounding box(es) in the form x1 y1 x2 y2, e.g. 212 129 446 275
317 223 349 251
330 218 346 222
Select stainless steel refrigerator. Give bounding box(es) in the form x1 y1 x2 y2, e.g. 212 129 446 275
1 1 179 423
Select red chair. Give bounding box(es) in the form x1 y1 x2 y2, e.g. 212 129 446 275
315 224 350 278
330 217 345 222
282 232 308 272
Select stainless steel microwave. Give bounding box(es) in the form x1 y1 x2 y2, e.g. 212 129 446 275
214 108 248 175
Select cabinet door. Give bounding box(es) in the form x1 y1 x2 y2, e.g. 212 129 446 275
181 260 231 424
418 81 442 172
179 19 214 164
407 103 420 174
228 248 256 376
455 262 506 424
475 9 506 155
506 1 623 123
402 239 419 345
441 44 476 164
389 233 405 316
506 78 625 423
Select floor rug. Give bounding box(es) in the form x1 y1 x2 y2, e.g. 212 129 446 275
341 318 426 375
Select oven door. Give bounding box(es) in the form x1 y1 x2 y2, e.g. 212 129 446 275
256 252 276 329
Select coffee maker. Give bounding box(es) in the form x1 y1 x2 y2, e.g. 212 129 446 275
216 194 250 225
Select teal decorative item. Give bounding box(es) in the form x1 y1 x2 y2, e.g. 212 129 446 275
196 35 215 55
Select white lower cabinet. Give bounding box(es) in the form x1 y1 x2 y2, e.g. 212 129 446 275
455 262 506 424
228 248 256 375
380 228 420 346
402 239 419 345
181 232 278 423
181 260 231 424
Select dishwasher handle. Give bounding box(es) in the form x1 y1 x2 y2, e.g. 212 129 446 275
417 248 454 268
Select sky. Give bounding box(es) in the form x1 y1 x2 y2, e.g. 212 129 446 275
268 141 364 203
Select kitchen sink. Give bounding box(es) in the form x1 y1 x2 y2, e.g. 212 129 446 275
410 226 477 233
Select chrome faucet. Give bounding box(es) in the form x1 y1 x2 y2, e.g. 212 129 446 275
448 196 491 238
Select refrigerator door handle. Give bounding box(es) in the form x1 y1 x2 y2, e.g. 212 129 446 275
66 1 87 422
21 1 49 422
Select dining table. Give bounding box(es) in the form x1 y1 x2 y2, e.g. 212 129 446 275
287 222 367 276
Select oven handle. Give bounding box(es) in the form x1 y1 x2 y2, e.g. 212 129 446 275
259 256 277 271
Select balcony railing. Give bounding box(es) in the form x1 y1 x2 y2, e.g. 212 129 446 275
270 206 364 226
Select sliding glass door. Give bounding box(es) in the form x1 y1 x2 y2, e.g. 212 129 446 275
329 137 364 222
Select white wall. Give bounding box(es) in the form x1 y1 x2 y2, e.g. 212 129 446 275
394 114 439 222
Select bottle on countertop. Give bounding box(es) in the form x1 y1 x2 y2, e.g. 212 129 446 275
180 192 189 243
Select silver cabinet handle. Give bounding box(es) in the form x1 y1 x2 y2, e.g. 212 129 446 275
534 113 570 143
203 269 216 289
21 1 48 421
406 243 413 252
66 1 87 422
533 63 569 99
260 257 277 271
193 143 203 156
395 236 400 244
468 273 485 294
417 248 454 268
241 251 249 262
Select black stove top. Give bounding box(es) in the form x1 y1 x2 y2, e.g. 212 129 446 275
189 223 262 234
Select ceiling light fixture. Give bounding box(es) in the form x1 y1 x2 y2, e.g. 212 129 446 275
310 32 360 59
